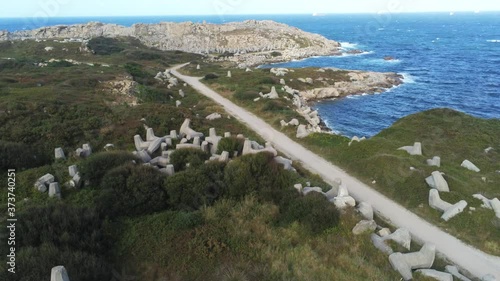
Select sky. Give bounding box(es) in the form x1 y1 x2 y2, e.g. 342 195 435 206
1 0 499 18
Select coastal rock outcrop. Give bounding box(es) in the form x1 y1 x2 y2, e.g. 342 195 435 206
2 20 342 67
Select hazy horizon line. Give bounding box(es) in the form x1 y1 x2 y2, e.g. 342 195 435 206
1 10 499 19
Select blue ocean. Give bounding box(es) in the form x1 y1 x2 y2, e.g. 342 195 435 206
1 13 499 137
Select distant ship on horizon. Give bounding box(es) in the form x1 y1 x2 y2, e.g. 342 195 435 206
312 13 327 17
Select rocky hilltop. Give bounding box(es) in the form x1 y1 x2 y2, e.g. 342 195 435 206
0 20 341 67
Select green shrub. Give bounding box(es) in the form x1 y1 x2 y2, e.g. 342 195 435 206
13 203 110 254
216 137 244 155
224 153 298 203
10 243 111 281
87 37 124 55
48 60 74 67
125 50 163 61
234 90 259 101
136 85 169 103
0 141 51 170
204 73 219 80
79 151 138 186
263 100 286 112
169 148 210 171
270 51 282 57
278 192 340 234
99 164 167 217
164 162 226 211
259 77 276 84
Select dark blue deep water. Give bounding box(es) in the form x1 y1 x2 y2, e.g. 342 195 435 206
1 13 499 137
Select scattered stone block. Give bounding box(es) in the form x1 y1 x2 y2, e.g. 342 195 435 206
176 144 202 150
179 89 185 98
134 135 151 151
219 151 230 162
371 234 394 255
357 202 374 220
176 100 182 107
352 220 377 235
429 189 467 221
165 165 175 176
302 187 323 196
296 125 310 139
381 228 411 250
425 171 450 192
68 165 78 177
201 141 209 153
135 150 152 163
461 160 480 172
378 228 391 237
267 86 279 99
389 243 436 281
274 156 294 171
70 173 81 188
103 144 114 150
170 130 178 139
293 183 303 193
427 156 441 167
398 142 422 156
179 119 204 140
206 113 222 120
227 71 232 78
34 174 55 192
416 269 453 281
242 139 278 156
280 78 286 85
54 148 66 160
51 265 70 281
288 118 300 126
245 67 252 72
193 137 201 146
48 182 61 198
491 198 500 219
206 128 222 155
224 132 231 138
484 147 494 153
280 120 288 127
196 64 201 70
444 265 472 281
147 138 163 155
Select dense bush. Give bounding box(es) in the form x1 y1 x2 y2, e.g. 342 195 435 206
136 85 169 103
14 203 111 254
234 90 259 101
224 153 298 203
87 37 124 55
204 73 219 80
259 77 276 84
270 51 282 57
216 137 244 155
278 192 340 234
169 148 210 171
0 141 51 170
48 60 74 67
79 151 138 186
99 164 167 217
11 243 111 281
125 50 163 61
263 100 287 112
164 162 227 211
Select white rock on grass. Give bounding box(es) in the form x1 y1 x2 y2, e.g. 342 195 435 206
357 202 374 220
352 220 377 235
461 160 480 172
68 165 78 177
51 265 70 281
330 184 356 209
296 125 310 139
179 119 203 140
445 265 472 281
54 147 66 160
302 187 324 196
206 113 222 120
416 269 453 281
427 156 441 167
48 182 61 198
429 189 467 221
242 139 277 156
274 156 294 171
267 86 279 99
381 228 411 250
176 100 182 107
227 71 232 78
288 118 300 126
389 243 436 281
34 174 55 192
398 142 422 156
425 171 450 192
134 135 151 151
371 234 394 255
280 120 288 127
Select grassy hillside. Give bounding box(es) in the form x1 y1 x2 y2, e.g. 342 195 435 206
0 38 443 281
185 61 500 256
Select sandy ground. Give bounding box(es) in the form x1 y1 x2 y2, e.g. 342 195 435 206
171 64 500 280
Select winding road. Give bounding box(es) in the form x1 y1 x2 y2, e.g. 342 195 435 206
171 64 500 280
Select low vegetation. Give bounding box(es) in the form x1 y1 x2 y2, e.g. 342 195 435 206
0 38 470 280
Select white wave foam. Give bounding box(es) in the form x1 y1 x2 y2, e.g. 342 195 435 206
340 51 374 57
340 42 358 49
487 39 500 43
401 72 417 84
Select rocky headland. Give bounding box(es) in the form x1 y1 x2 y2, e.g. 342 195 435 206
0 20 341 67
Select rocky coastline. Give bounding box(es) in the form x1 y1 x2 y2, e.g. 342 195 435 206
0 20 341 67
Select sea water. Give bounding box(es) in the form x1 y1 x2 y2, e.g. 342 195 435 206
1 13 499 137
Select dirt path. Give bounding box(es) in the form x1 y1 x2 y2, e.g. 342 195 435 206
171 64 500 280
